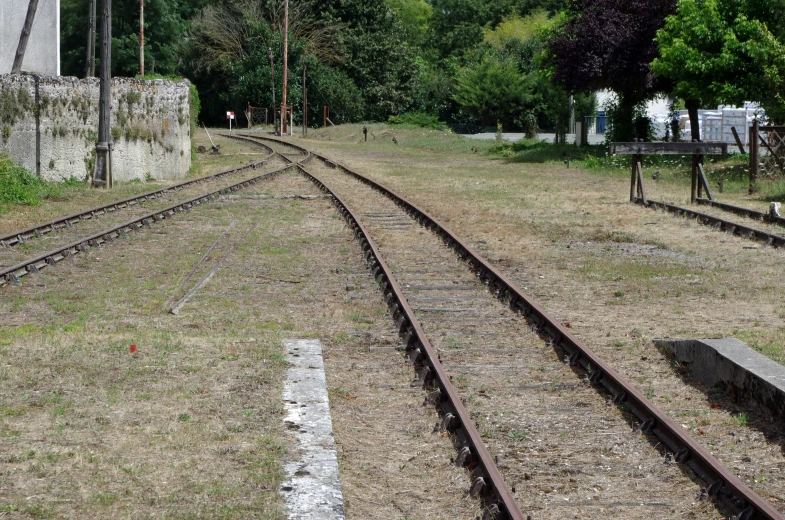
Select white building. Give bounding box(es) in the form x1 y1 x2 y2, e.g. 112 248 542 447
0 0 60 76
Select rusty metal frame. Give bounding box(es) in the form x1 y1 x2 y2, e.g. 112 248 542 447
0 160 300 286
696 198 785 228
0 145 275 248
640 198 785 248
243 134 782 520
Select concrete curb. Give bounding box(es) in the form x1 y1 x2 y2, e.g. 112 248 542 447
281 339 345 520
653 337 785 420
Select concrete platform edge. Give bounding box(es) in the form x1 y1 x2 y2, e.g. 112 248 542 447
654 337 785 420
280 339 345 519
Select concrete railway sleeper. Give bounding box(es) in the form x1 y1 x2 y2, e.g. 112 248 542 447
244 133 783 520
0 138 275 248
0 159 303 287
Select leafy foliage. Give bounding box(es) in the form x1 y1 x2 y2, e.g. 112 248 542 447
0 155 61 208
546 0 676 140
453 57 539 128
61 0 211 78
652 0 785 109
388 112 448 130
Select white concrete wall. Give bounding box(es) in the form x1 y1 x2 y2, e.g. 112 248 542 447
596 90 672 118
0 0 60 75
0 75 192 182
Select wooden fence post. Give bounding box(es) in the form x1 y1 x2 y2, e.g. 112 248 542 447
690 141 698 203
750 120 759 194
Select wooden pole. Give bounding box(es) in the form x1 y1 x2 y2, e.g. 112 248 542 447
139 0 144 76
90 0 96 76
630 154 637 202
281 0 289 136
85 0 96 76
750 120 759 194
302 63 307 136
269 49 276 131
12 0 40 74
92 0 112 188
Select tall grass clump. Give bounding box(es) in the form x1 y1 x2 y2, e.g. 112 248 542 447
388 112 448 130
0 154 60 209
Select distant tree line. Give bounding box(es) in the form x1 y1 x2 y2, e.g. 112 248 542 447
58 0 785 138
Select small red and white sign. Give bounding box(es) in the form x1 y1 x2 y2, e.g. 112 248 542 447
226 111 235 120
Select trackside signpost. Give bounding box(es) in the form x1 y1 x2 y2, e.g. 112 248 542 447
227 111 235 131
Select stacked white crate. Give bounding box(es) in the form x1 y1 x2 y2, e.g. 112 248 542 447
703 116 723 142
721 109 748 146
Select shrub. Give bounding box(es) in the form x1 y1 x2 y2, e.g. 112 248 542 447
0 154 60 207
388 112 448 130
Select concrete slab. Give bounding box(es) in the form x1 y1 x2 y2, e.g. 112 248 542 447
654 337 785 420
281 339 345 520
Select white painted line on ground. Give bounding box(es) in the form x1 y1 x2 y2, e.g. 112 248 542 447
281 339 345 520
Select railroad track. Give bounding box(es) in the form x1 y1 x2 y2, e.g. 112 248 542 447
634 197 785 248
0 135 275 248
242 133 784 520
0 146 303 286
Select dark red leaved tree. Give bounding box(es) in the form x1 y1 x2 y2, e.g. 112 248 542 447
546 0 676 140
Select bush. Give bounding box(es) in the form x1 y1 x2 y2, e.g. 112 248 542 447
0 154 61 208
388 112 448 130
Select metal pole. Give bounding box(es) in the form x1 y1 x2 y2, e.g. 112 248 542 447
92 0 112 188
269 49 276 130
139 0 144 76
281 0 289 136
12 0 40 74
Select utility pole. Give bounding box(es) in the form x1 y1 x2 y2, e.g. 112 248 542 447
139 0 144 76
269 48 276 131
85 0 96 76
302 63 307 136
12 0 40 74
92 0 112 188
281 0 289 136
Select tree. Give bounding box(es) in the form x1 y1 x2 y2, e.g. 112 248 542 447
386 0 431 46
546 0 677 140
186 0 353 123
652 0 785 134
453 56 539 128
60 0 212 78
426 0 513 60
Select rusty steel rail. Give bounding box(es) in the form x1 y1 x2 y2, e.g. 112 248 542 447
0 144 274 248
237 133 783 520
0 161 297 286
297 163 523 520
637 198 785 248
326 159 785 520
697 197 785 228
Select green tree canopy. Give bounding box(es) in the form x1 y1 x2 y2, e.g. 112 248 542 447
652 0 785 131
453 57 539 128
